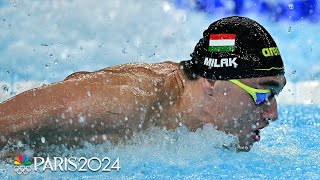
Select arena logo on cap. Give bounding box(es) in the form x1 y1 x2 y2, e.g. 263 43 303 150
262 47 280 57
208 34 236 52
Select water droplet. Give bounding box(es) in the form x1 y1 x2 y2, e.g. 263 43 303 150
41 137 45 143
266 101 271 106
288 4 294 9
158 104 163 112
102 134 107 141
223 92 227 96
78 116 85 124
292 70 296 74
122 48 127 54
45 64 50 68
17 141 23 147
87 91 91 97
288 26 291 32
2 85 9 92
53 60 58 65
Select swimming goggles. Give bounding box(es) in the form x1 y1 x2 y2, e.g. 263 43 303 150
229 80 272 105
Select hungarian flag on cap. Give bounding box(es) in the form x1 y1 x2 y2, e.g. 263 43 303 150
208 34 236 52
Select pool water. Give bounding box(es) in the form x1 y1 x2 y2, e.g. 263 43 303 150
1 105 319 179
0 0 320 179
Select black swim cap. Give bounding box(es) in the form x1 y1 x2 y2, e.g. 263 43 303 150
182 16 285 80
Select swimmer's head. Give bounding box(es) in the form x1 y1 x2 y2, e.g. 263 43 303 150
181 16 285 80
178 16 286 151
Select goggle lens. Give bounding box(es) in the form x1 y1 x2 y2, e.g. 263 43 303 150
255 92 272 105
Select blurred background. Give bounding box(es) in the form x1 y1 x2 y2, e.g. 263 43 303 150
0 0 319 104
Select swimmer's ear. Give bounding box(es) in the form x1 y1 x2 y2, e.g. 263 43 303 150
201 78 216 96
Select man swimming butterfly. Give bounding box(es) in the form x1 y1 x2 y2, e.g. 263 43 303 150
0 16 286 154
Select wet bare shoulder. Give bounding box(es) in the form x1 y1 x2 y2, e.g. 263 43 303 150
97 61 179 76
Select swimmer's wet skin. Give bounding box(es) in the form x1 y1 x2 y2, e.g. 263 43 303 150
0 16 286 156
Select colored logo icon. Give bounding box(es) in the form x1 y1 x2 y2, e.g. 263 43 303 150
13 154 32 175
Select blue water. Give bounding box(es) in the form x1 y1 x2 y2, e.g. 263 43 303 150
1 0 320 179
1 105 319 179
0 0 320 83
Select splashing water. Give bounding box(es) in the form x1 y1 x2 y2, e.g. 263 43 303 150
288 4 294 10
0 105 319 178
0 0 319 178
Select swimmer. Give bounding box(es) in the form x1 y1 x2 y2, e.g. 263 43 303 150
0 16 286 153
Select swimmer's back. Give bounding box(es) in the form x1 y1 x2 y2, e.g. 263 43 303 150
60 61 182 136
65 61 179 82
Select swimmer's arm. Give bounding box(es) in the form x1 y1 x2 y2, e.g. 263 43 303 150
0 81 73 146
0 77 123 148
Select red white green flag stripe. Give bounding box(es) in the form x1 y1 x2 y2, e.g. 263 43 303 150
208 34 236 52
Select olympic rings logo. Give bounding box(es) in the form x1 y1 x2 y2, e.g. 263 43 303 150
13 165 32 175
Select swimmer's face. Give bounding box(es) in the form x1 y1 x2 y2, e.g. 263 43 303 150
200 75 286 151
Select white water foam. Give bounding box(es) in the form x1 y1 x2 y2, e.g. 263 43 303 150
0 125 239 177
